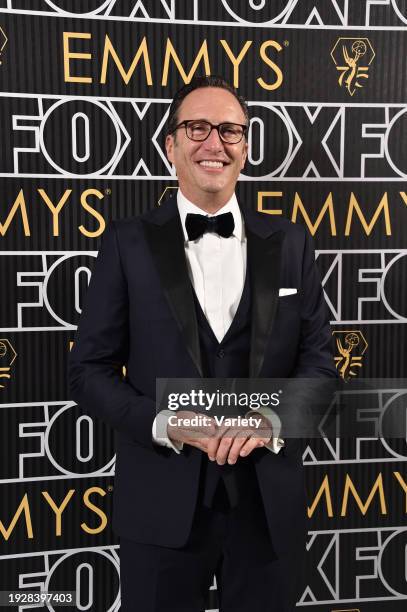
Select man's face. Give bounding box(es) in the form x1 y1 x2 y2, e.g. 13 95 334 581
165 87 248 205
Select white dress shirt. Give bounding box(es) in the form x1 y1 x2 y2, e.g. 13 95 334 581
152 189 283 454
178 191 246 343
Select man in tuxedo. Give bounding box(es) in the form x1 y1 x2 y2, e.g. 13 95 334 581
69 76 336 611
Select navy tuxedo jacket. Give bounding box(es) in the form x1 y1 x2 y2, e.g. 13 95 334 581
68 191 336 555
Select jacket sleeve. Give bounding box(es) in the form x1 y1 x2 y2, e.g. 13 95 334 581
68 220 158 450
293 229 337 378
279 229 337 455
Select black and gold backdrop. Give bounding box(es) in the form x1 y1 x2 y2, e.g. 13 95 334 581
1 2 407 611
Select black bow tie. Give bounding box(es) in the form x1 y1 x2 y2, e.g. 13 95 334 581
185 212 235 241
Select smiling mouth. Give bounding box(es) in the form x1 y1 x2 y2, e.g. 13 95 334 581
198 160 227 169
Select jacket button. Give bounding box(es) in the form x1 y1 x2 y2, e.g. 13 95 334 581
217 349 225 358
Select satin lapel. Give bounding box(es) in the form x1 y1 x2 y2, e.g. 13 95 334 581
142 212 203 377
247 227 285 378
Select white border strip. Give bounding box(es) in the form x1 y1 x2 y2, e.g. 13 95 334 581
0 8 407 30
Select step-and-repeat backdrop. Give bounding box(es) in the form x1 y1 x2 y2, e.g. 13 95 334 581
1 2 407 611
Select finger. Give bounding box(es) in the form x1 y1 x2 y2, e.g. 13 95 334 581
226 435 250 465
239 436 266 458
215 435 235 465
197 439 211 452
206 422 231 461
206 434 223 461
209 426 247 462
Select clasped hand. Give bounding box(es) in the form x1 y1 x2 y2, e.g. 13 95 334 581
167 410 272 465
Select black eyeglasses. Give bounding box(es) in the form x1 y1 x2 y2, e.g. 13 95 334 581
171 120 248 144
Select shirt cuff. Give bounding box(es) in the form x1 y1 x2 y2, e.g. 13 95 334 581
152 410 184 454
246 407 285 454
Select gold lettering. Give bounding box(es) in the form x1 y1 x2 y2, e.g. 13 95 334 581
220 40 252 88
42 490 75 536
257 41 283 91
292 192 337 236
100 35 152 85
0 189 30 236
81 487 108 534
38 189 72 236
63 32 92 84
257 191 283 215
79 189 106 238
0 494 33 540
394 471 407 512
162 39 210 86
307 475 334 518
345 193 391 236
341 474 387 516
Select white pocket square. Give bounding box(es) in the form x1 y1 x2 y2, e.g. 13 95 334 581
279 288 297 296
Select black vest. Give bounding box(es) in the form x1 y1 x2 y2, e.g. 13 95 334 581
192 270 257 508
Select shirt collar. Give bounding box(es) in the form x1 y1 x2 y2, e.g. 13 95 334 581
177 189 244 242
